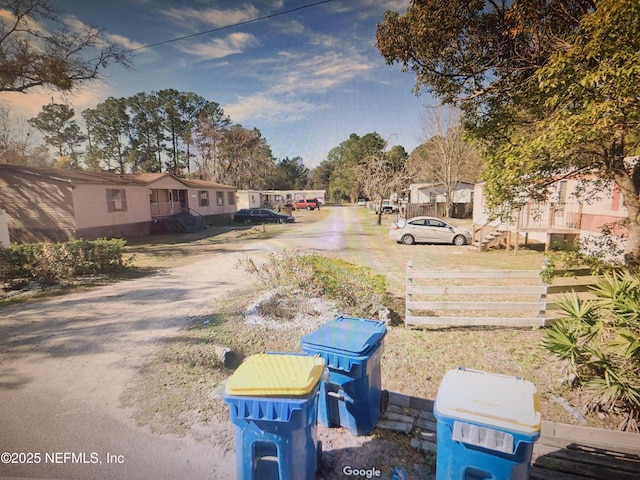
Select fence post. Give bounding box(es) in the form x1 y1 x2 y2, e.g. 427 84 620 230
0 209 10 247
406 260 413 329
537 259 550 319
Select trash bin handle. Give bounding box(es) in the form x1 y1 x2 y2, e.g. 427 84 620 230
327 391 344 401
456 366 524 382
326 389 354 404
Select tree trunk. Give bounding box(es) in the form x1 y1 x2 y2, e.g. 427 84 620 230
625 215 640 271
609 127 640 270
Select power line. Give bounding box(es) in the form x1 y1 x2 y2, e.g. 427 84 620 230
124 0 338 54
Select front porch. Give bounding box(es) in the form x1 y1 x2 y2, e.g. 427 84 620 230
475 201 582 250
149 188 187 218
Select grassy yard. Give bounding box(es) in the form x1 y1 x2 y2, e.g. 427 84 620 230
123 207 625 437
324 209 589 426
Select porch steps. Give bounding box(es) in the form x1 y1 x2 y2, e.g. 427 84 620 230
475 227 508 251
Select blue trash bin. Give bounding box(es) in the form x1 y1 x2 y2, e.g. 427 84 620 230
301 316 387 435
223 353 326 480
433 367 541 480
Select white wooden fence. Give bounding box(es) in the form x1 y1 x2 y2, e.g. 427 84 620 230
405 261 597 328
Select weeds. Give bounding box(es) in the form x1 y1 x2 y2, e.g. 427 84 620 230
238 249 387 318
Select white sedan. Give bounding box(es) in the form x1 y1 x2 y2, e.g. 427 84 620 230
389 216 473 246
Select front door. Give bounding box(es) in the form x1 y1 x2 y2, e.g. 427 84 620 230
178 190 188 210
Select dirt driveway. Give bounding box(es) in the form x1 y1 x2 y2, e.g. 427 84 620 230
0 206 375 480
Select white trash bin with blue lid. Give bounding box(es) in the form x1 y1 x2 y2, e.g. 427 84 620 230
433 367 541 480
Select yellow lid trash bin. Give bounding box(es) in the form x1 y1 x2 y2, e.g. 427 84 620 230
225 352 325 397
223 353 326 480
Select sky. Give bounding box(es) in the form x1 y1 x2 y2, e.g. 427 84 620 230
2 0 436 169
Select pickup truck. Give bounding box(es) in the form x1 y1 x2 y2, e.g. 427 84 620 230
374 200 399 214
289 198 321 210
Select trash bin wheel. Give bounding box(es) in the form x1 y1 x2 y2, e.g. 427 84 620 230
380 389 389 413
317 441 323 469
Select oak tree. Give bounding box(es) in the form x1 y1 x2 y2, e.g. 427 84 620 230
377 0 640 267
0 0 129 93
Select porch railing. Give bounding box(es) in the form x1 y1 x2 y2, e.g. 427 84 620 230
150 201 183 217
516 201 582 230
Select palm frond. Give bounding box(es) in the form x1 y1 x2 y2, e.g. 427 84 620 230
587 376 640 411
541 320 586 373
555 292 600 327
609 329 640 360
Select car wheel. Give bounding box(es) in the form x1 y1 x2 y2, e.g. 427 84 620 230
453 235 466 246
401 234 415 245
277 218 284 224
306 206 312 211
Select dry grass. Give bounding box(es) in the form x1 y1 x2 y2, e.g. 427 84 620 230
124 207 625 436
342 210 623 429
123 209 331 269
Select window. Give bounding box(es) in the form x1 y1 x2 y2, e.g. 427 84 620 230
106 189 127 212
199 191 209 207
216 191 224 206
557 181 568 204
227 191 235 205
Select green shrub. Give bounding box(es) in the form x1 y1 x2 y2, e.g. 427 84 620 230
239 249 387 317
0 242 41 280
540 237 624 284
541 272 640 431
65 238 127 274
0 238 128 286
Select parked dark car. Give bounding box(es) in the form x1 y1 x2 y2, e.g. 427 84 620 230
233 208 295 224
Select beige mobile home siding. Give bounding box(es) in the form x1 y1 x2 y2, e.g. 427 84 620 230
73 184 151 228
188 187 236 217
1 166 239 242
0 169 77 242
73 184 152 239
147 176 185 191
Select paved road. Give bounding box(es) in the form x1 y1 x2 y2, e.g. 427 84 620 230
0 206 360 480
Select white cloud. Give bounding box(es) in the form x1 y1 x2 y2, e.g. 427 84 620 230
63 15 146 54
1 79 116 120
269 49 373 95
164 5 260 28
333 0 409 19
177 32 258 59
103 32 146 51
221 44 373 129
224 93 324 124
0 7 48 36
369 0 410 11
